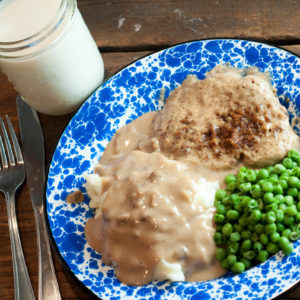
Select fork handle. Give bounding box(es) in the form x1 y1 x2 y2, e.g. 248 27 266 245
5 191 35 300
33 206 62 300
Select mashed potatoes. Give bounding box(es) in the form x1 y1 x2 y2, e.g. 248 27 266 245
85 150 222 285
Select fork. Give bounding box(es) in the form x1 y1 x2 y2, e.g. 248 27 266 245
0 116 35 300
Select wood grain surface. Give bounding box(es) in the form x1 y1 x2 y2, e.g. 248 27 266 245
78 0 300 50
0 1 300 299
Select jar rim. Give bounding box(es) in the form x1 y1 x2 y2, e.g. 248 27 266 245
0 0 76 59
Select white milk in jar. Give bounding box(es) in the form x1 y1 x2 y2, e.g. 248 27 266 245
0 0 104 115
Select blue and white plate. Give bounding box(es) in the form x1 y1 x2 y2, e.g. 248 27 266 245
46 39 300 300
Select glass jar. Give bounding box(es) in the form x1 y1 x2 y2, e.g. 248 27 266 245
0 0 104 115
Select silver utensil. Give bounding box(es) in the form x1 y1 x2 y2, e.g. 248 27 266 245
0 116 35 300
17 96 62 300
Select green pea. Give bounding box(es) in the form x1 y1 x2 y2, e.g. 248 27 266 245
282 228 292 239
239 166 247 173
266 211 276 223
259 179 267 187
291 167 300 177
239 182 251 193
230 196 241 207
273 184 283 195
221 196 229 205
283 157 294 169
227 254 237 266
230 232 241 243
278 236 293 255
241 230 251 239
279 203 287 212
216 204 227 214
221 258 230 270
226 210 240 220
216 189 227 200
265 223 277 235
255 224 264 234
234 202 244 213
242 196 251 207
288 176 300 188
257 169 269 179
277 223 285 233
214 232 223 245
264 192 274 204
225 174 237 185
215 248 226 261
266 242 279 254
253 241 263 252
278 179 288 190
246 169 257 182
214 214 225 223
295 212 300 222
226 182 237 192
262 182 273 192
275 209 284 222
242 250 256 260
241 239 252 251
286 205 297 216
240 258 251 270
231 262 245 274
257 250 269 262
287 187 298 197
269 177 278 185
247 199 258 211
274 164 286 174
257 198 264 210
265 203 278 211
270 232 280 243
228 242 239 254
281 169 291 176
250 209 262 222
222 223 233 236
283 215 294 226
275 194 285 203
260 233 269 245
288 149 300 162
250 185 263 199
290 231 300 241
237 171 247 184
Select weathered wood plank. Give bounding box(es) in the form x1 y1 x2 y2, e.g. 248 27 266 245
283 45 300 56
77 0 300 50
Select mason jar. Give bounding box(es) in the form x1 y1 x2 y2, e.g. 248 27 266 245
0 0 104 115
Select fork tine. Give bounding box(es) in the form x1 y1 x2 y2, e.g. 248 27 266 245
0 117 15 166
0 135 8 169
6 115 23 164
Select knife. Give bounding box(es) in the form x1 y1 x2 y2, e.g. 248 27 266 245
17 96 62 300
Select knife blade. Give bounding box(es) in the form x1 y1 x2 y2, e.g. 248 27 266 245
17 96 62 300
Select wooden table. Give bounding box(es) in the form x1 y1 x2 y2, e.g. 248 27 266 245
1 0 300 299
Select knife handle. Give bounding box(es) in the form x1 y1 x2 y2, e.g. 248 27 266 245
33 207 62 300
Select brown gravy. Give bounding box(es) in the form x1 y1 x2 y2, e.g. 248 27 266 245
66 190 84 204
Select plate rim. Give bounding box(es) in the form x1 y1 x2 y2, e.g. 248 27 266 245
44 37 300 300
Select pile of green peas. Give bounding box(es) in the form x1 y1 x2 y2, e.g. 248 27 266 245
214 149 300 274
